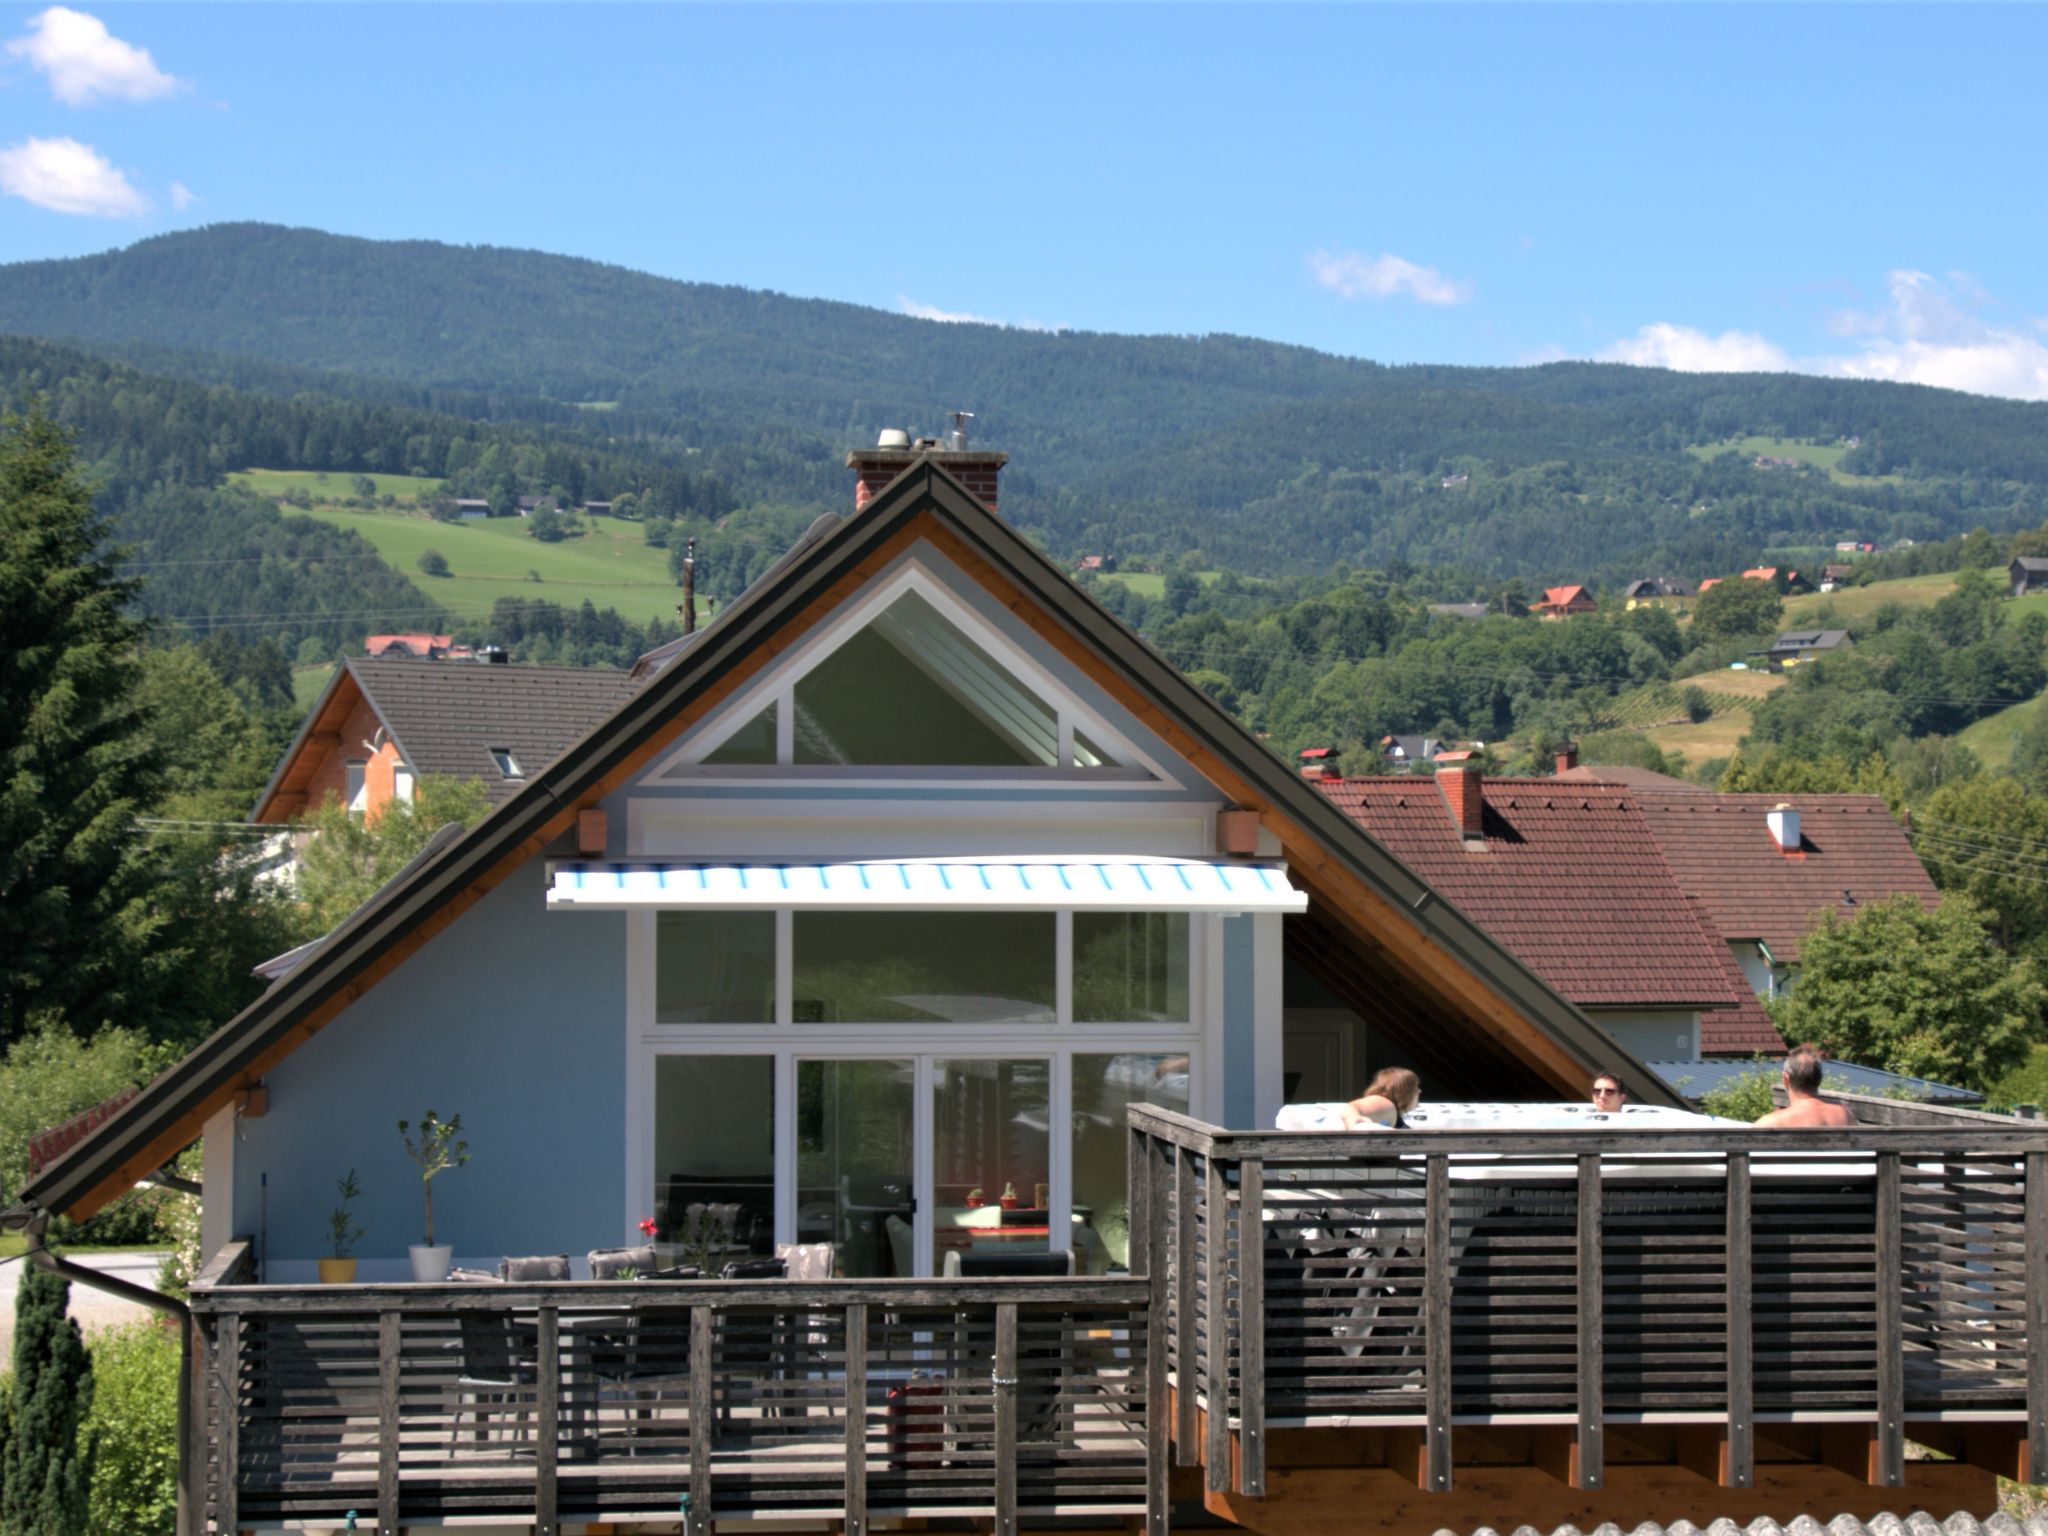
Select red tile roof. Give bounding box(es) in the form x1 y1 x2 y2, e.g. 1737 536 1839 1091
1317 778 1741 1012
1535 584 1593 610
1692 902 1785 1055
1633 793 1938 963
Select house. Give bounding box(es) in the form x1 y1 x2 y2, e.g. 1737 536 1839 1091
1696 576 1722 593
1319 764 1782 1062
1530 583 1596 618
253 654 637 825
1378 733 1443 768
17 443 2036 1536
1765 628 1852 665
1621 577 1692 604
1634 791 1939 999
1439 473 1469 489
1074 553 1117 573
1820 563 1857 592
452 497 492 520
1741 566 1814 594
364 631 456 659
1426 601 1488 620
582 499 613 517
2010 555 2048 597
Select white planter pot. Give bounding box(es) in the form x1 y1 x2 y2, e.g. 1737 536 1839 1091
408 1244 453 1282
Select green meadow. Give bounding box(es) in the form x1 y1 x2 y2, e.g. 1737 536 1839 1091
1685 435 1899 487
1093 569 1223 600
229 467 445 500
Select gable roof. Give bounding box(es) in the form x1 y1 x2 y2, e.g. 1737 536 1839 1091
1316 778 1741 1012
1536 584 1591 607
254 658 639 820
15 457 1685 1221
2012 556 2048 573
1769 628 1850 653
1549 763 1707 794
1634 792 1938 962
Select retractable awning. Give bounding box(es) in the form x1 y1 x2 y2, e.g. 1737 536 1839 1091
546 858 1306 914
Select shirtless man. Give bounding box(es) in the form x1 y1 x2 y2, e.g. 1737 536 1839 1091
1753 1043 1856 1128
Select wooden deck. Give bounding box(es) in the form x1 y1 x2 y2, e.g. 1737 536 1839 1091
186 1104 2048 1532
1125 1103 2048 1532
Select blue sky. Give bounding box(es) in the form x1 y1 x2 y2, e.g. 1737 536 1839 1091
4 4 2047 398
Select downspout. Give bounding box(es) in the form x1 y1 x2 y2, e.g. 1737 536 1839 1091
9 1207 199 1536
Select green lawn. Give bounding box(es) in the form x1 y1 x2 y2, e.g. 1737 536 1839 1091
1781 571 1961 627
291 506 697 627
292 663 335 710
1094 569 1223 601
1685 435 1899 487
229 467 445 501
1956 691 2045 771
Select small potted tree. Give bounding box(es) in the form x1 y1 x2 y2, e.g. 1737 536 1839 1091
398 1111 470 1281
319 1170 367 1283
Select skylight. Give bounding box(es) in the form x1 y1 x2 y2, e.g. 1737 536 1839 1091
489 747 524 779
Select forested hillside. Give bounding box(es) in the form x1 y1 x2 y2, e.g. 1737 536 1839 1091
5 224 2048 584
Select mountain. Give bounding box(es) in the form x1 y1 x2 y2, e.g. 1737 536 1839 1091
4 223 2048 583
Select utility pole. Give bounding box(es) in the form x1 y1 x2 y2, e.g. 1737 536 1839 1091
682 537 697 635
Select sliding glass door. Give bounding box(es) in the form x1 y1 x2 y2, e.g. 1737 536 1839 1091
794 1058 915 1278
932 1057 1051 1272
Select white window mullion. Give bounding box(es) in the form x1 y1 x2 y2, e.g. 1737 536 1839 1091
914 1056 936 1277
1055 911 1073 1026
1048 1050 1072 1266
774 909 794 1026
774 1049 796 1252
775 687 794 764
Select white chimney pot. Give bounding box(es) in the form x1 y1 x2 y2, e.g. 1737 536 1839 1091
1767 804 1801 851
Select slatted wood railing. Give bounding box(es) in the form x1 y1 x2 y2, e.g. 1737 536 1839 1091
1126 1104 2048 1501
186 1275 1158 1536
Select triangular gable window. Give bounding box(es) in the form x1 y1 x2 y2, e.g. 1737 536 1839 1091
660 569 1162 781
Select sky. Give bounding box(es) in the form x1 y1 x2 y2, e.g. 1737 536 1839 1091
3 4 2047 399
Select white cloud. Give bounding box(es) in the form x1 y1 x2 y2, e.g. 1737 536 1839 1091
169 179 195 210
0 135 146 216
1598 322 1792 374
1308 249 1473 306
895 296 1066 333
1595 270 2048 401
8 7 182 104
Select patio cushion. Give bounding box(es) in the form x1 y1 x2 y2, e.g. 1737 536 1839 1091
497 1254 570 1282
588 1245 657 1280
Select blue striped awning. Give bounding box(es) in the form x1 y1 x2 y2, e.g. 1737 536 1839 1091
546 858 1306 914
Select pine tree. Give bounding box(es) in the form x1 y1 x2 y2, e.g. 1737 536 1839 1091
0 1262 95 1535
0 404 167 1046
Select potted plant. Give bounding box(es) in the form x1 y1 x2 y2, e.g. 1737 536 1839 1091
319 1170 367 1283
398 1110 469 1281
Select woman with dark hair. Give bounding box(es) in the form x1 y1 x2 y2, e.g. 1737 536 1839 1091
1340 1067 1421 1129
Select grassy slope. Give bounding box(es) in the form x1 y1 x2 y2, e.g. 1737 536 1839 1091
229 467 444 500
283 505 688 627
1685 435 1900 487
1093 570 1223 601
1956 694 2044 770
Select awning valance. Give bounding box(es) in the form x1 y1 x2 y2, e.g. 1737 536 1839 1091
546 858 1306 914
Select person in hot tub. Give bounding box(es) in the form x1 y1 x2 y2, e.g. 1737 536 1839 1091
1339 1067 1421 1129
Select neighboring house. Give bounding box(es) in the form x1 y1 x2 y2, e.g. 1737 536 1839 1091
1696 576 1722 593
364 632 456 659
1741 566 1814 594
1074 553 1117 573
1765 629 1852 665
1440 473 1469 489
582 499 613 517
1426 601 1489 620
452 497 492 520
1319 767 1781 1062
2010 555 2048 597
1634 792 1939 999
1379 734 1442 768
1621 577 1692 603
1820 563 1857 592
1531 583 1596 618
516 494 559 517
23 443 1690 1290
252 655 638 825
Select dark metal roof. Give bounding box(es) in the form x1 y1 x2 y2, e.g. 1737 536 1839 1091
15 458 1687 1220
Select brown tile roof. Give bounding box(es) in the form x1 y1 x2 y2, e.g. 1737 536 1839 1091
1694 900 1785 1055
1635 793 1939 963
1317 777 1741 1012
349 657 640 806
1551 763 1710 794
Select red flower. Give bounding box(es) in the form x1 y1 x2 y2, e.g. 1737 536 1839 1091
637 1216 658 1239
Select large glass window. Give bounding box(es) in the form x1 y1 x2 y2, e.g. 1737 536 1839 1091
702 702 777 765
933 1058 1051 1268
1071 1053 1192 1274
792 591 1091 767
792 912 1055 1024
1074 913 1190 1023
654 1056 775 1258
796 1059 916 1278
656 912 775 1023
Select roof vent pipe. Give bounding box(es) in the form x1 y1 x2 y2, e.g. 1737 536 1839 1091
948 410 974 451
1768 803 1801 852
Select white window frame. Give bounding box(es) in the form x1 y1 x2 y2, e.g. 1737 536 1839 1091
643 559 1176 789
624 907 1204 1273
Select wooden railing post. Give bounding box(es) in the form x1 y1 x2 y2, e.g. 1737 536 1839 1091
1424 1153 1452 1493
1173 1147 1198 1464
1725 1151 1754 1489
844 1301 868 1536
2026 1149 2047 1485
216 1310 240 1536
994 1301 1019 1536
377 1310 401 1533
1145 1137 1171 1536
690 1304 715 1533
535 1304 559 1535
1874 1150 1904 1487
1204 1152 1231 1491
176 1316 201 1536
1237 1155 1266 1497
1575 1152 1604 1491
1128 1124 1152 1277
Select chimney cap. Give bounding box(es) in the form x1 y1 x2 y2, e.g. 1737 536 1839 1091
877 428 911 449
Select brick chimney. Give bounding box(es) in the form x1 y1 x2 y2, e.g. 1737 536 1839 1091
847 425 1006 513
1435 752 1485 845
1298 746 1341 780
1555 743 1579 773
